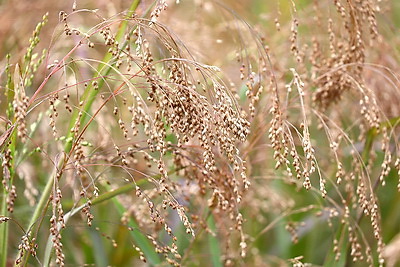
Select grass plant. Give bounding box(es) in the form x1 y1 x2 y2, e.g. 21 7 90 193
0 0 399 266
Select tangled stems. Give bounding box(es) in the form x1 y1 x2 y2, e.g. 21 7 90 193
13 1 141 265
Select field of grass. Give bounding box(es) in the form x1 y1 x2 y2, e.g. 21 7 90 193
0 0 399 266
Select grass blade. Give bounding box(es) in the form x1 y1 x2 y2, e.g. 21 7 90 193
111 197 162 265
207 214 223 267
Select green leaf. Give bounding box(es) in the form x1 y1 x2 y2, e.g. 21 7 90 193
111 196 162 265
207 214 223 267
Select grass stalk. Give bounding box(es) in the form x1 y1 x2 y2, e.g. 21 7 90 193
1 130 16 267
42 167 181 264
111 196 162 265
207 215 223 267
16 1 141 265
0 194 9 267
0 57 17 267
43 178 141 266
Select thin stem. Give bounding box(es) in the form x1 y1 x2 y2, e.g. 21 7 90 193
64 0 141 153
207 213 223 267
17 154 65 267
1 122 17 267
16 1 141 265
0 193 9 267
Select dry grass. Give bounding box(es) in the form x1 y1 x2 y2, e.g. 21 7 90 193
0 0 399 266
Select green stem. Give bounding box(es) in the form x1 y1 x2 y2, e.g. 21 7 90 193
43 179 140 266
0 57 16 267
1 129 17 267
43 169 174 266
111 196 162 265
17 154 64 267
0 194 9 267
17 2 142 265
64 0 141 153
2 114 44 266
207 214 223 267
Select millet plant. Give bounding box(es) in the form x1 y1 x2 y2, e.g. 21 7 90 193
0 0 399 266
